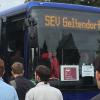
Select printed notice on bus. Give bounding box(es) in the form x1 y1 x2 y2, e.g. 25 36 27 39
82 64 94 77
61 65 79 81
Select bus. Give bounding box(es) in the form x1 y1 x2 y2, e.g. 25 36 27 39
0 1 100 100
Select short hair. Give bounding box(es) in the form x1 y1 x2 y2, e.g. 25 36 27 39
94 56 100 72
0 58 5 76
11 62 24 74
35 65 50 82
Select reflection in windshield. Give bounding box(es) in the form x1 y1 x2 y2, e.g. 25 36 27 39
56 33 80 65
30 8 100 84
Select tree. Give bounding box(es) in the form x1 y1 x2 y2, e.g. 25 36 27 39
93 0 100 7
25 0 30 2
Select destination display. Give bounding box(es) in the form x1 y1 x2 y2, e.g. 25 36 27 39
44 15 100 30
31 8 100 31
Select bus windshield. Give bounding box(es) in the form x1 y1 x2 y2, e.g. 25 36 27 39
30 7 100 86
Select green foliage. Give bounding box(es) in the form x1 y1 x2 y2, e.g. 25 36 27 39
25 0 30 3
93 0 100 7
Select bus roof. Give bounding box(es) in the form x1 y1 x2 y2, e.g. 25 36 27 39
0 1 100 17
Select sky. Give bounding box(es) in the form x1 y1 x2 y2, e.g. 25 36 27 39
0 0 25 12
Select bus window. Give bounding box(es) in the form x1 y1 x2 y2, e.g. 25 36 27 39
6 20 24 62
28 17 38 76
30 7 100 86
56 33 80 65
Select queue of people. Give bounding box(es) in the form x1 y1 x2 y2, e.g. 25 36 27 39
1 51 100 100
25 65 63 100
0 57 63 100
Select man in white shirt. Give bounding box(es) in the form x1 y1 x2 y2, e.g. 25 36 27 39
25 65 63 100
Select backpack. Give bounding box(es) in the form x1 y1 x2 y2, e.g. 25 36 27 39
10 80 17 89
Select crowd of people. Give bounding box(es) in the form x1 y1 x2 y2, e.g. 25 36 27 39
1 49 100 100
0 57 63 100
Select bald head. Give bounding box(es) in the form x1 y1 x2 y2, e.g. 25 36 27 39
0 58 5 77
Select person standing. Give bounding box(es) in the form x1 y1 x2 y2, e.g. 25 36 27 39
10 62 34 100
90 56 100 100
50 53 60 79
25 65 63 100
0 58 19 100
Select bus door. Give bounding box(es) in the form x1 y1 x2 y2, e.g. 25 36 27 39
0 18 2 45
26 14 39 79
0 17 7 60
1 13 26 82
0 17 12 83
0 18 2 56
24 25 29 78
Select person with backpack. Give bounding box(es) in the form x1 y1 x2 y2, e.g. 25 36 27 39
10 62 34 100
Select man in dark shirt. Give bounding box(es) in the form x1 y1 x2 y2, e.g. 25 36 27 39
10 62 34 100
91 56 100 100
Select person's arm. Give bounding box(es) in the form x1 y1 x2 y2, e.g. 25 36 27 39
90 94 100 100
59 90 63 100
13 88 19 100
25 90 33 100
